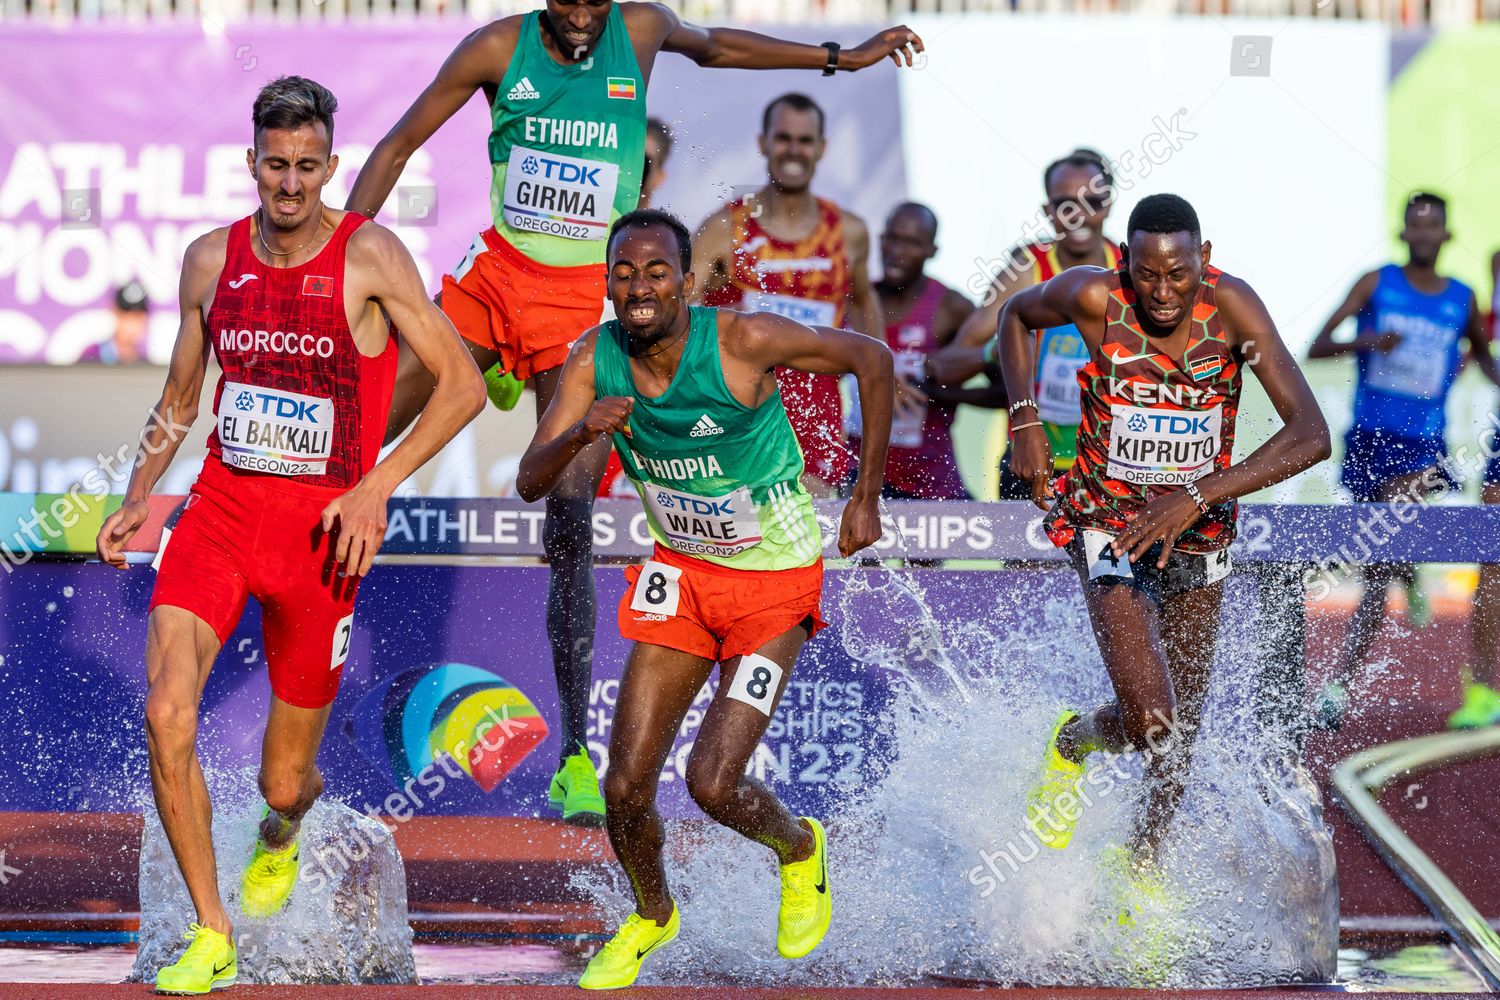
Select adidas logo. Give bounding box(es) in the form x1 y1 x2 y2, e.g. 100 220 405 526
689 414 724 438
506 77 541 101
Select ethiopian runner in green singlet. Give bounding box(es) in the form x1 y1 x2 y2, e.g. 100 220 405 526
347 1 924 829
519 209 894 989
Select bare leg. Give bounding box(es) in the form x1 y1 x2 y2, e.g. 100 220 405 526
256 697 335 848
382 293 501 445
1473 482 1500 687
603 643 714 922
144 607 230 936
533 364 610 762
684 627 816 865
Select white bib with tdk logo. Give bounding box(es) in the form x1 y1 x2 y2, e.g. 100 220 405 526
503 145 618 241
1106 403 1222 485
218 381 334 476
744 292 837 328
1037 352 1086 426
636 480 763 557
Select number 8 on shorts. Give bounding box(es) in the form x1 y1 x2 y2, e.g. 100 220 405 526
630 560 682 617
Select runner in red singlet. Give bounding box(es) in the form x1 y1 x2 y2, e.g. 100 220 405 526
997 195 1328 900
693 93 886 495
94 78 484 995
849 202 988 499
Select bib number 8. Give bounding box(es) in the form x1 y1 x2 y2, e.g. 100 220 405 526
630 560 682 617
727 654 784 717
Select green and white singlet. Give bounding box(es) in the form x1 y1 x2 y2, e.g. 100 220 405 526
592 307 822 572
488 6 647 266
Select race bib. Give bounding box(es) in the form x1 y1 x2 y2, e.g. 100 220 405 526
218 381 333 477
503 145 618 241
847 351 926 447
1366 326 1452 399
726 653 784 717
1203 547 1232 587
1035 327 1089 427
1082 529 1133 581
1106 404 1222 486
638 480 763 557
744 292 837 328
630 560 682 617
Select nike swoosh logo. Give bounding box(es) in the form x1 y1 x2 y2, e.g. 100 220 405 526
228 273 257 289
1109 351 1156 364
213 960 232 975
815 835 827 894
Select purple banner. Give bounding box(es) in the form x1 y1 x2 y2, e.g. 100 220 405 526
0 22 904 363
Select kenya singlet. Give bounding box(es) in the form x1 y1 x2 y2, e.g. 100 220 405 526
593 306 821 572
1027 241 1123 469
205 213 397 490
702 196 853 485
1047 265 1240 554
488 6 647 265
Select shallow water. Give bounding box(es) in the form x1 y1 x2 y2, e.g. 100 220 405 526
577 565 1341 989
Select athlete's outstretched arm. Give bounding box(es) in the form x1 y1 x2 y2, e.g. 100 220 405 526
330 224 488 576
737 312 893 556
518 332 630 502
1114 277 1332 565
648 5 922 71
346 25 510 219
1463 287 1500 390
1306 270 1390 360
996 269 1102 507
95 232 223 570
924 288 1002 407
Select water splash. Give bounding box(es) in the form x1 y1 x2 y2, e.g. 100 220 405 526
580 565 1338 988
131 777 415 986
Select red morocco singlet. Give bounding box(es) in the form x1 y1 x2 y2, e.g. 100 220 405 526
702 196 853 486
1047 264 1241 554
205 213 397 490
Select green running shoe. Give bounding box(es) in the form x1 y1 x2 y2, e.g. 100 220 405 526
1312 680 1349 732
777 817 832 959
241 834 299 919
1025 709 1084 850
1448 681 1500 729
548 745 605 825
483 364 524 411
154 923 236 995
578 903 679 989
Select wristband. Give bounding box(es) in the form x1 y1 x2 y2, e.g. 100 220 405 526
1184 480 1211 514
820 42 840 76
1008 397 1040 419
1010 420 1043 435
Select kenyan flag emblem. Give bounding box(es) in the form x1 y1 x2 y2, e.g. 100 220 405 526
1188 354 1222 381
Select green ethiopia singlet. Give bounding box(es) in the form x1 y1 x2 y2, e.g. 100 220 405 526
488 6 647 266
593 307 822 572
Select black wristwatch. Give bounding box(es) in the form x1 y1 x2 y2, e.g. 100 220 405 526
820 42 840 76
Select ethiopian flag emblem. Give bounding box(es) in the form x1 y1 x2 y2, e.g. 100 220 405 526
607 77 637 100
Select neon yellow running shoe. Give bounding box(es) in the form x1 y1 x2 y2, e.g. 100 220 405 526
483 364 525 412
777 817 831 959
548 745 606 826
241 835 299 919
1449 681 1500 729
1104 845 1182 987
154 923 236 995
578 904 680 989
1025 710 1084 850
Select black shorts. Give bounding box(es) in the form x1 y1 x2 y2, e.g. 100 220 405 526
1066 530 1232 605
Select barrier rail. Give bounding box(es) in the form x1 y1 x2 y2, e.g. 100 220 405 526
1332 729 1500 991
